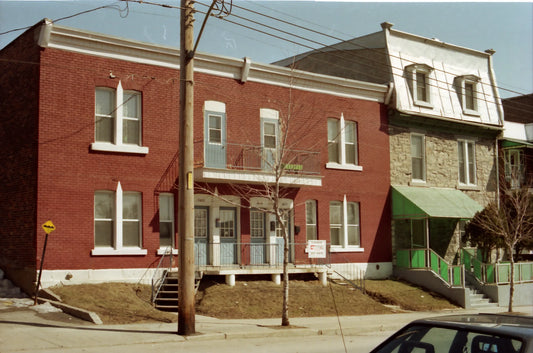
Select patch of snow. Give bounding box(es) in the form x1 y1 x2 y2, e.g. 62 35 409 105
30 301 62 314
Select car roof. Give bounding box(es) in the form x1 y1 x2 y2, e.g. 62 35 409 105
410 313 533 338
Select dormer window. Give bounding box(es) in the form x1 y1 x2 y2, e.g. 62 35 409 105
456 75 481 116
405 64 433 108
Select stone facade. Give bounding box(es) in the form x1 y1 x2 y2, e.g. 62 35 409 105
389 123 497 208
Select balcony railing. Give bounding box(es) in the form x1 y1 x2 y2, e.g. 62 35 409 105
198 141 321 175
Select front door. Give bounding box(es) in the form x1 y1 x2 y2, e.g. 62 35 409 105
250 209 267 264
194 206 209 266
219 207 237 265
205 110 226 168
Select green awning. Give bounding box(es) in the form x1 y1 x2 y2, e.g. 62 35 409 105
392 185 483 219
501 138 533 149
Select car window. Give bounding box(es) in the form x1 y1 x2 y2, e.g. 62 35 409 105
373 325 523 353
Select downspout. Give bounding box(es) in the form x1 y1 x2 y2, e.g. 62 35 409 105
385 82 394 105
485 49 502 208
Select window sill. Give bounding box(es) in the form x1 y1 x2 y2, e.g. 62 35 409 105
413 100 434 109
157 248 179 256
91 248 148 256
409 180 427 187
330 246 364 253
91 142 149 155
456 184 480 191
326 163 363 172
462 109 481 117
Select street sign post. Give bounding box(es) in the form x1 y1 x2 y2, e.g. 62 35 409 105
34 221 55 305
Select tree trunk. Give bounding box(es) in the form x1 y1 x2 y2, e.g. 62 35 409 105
508 245 515 313
281 229 290 326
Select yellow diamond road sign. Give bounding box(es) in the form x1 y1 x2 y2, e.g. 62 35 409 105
42 220 56 234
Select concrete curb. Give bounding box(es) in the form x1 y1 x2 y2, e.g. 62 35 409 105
38 298 103 325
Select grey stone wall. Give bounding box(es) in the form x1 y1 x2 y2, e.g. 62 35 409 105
389 125 497 208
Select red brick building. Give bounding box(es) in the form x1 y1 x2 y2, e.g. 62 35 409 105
0 20 391 292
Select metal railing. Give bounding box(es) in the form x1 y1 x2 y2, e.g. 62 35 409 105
151 247 174 304
396 248 465 288
199 142 321 175
462 249 533 285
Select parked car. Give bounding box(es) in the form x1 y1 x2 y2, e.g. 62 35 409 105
370 313 533 353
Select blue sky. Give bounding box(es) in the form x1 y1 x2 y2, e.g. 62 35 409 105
1 1 531 98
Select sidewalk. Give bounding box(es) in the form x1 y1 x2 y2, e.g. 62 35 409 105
1 300 531 352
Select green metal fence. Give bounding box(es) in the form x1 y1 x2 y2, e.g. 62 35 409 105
461 249 533 284
396 248 464 287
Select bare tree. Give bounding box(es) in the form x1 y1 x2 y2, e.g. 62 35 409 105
195 75 323 326
466 184 533 312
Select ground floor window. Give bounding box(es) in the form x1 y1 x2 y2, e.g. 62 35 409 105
92 182 146 255
159 193 174 248
329 196 362 251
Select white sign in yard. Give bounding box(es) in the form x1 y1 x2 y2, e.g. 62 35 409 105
306 240 326 258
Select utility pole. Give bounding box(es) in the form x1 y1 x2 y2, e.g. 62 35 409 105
178 0 196 336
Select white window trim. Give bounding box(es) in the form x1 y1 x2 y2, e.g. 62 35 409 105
457 139 477 186
330 195 364 253
457 75 481 117
326 113 362 171
92 182 147 256
157 193 177 255
406 64 434 108
410 133 426 183
91 81 149 154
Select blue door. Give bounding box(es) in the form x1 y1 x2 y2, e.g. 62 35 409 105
194 206 209 266
204 110 226 168
220 207 237 265
250 210 267 264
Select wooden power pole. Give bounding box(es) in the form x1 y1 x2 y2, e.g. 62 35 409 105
178 0 196 336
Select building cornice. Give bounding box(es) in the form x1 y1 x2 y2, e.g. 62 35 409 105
38 21 388 103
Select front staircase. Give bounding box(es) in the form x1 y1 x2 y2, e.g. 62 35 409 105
466 283 498 309
153 271 203 312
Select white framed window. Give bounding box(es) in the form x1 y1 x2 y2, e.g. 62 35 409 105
93 182 146 255
305 200 317 241
92 82 148 154
456 75 481 116
329 196 362 252
327 114 361 171
406 64 433 108
250 209 266 238
411 133 426 182
504 149 524 189
158 193 176 254
458 139 476 185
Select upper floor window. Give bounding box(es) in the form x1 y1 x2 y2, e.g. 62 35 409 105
261 108 280 170
411 133 426 182
92 82 148 154
406 64 433 108
456 75 481 116
327 114 360 171
458 139 476 185
329 197 362 252
93 182 146 256
305 200 317 241
504 149 525 189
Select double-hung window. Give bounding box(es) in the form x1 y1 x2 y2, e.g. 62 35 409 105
327 114 360 171
411 133 426 182
305 200 317 241
406 64 433 108
329 197 362 252
456 75 480 116
93 182 146 255
93 82 148 154
504 149 524 189
158 193 176 254
458 139 476 186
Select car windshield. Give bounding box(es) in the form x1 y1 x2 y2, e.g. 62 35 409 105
373 324 524 353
